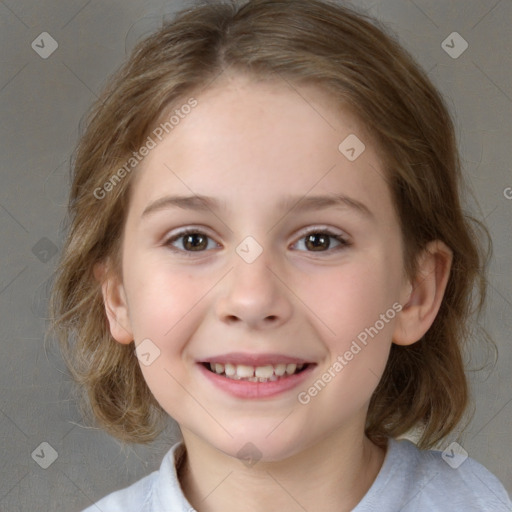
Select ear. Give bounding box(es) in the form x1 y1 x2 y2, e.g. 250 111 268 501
93 261 133 345
392 240 453 346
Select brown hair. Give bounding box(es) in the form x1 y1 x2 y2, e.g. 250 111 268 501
48 0 492 448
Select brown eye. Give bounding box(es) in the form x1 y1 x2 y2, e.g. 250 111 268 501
182 233 208 251
305 233 331 251
165 229 218 255
294 229 350 253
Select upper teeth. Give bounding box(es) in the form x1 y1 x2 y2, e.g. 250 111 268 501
209 362 304 379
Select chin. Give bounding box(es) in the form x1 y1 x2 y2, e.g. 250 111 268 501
210 429 306 465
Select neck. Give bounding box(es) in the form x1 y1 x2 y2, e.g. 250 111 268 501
177 429 386 512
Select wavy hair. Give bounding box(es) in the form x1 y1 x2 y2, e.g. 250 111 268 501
48 0 492 448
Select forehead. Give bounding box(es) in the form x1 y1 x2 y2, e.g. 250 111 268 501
128 75 393 220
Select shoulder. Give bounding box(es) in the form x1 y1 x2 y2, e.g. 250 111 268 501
389 438 512 511
81 469 156 512
81 441 189 512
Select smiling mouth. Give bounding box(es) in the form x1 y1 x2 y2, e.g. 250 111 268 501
201 362 312 383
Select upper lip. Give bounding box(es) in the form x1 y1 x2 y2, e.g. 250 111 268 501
199 352 315 366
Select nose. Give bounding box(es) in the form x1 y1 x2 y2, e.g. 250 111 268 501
215 247 293 330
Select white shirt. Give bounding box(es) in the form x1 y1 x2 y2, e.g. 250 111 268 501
82 438 512 511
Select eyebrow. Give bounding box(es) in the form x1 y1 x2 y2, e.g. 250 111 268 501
141 193 374 220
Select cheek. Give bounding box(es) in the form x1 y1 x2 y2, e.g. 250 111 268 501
302 257 399 340
125 261 198 345
294 255 400 401
125 266 204 410
298 265 396 412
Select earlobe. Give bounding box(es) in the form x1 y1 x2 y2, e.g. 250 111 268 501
393 240 453 346
94 261 134 345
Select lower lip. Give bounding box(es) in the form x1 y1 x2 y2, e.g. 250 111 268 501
197 363 316 399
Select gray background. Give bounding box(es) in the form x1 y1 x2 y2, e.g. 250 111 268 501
0 0 511 510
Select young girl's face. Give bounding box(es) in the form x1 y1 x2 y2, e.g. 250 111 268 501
107 73 413 461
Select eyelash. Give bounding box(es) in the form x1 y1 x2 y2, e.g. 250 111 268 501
163 227 351 257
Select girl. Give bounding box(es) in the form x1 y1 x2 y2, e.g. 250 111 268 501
49 0 511 510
